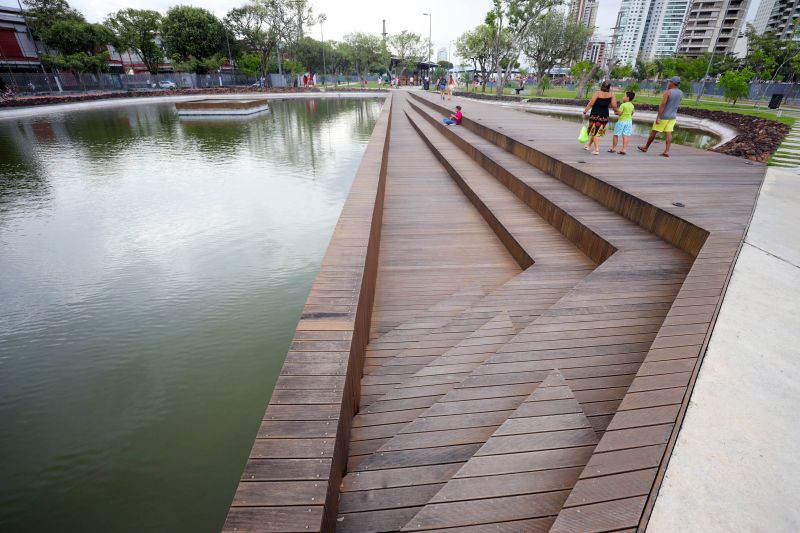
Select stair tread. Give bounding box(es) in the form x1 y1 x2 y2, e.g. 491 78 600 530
400 371 599 531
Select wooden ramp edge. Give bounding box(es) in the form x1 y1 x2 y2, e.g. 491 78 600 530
222 93 393 533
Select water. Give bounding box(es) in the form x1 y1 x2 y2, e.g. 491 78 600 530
0 97 383 532
526 110 721 150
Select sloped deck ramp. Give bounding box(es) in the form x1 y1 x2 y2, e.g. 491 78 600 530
222 91 766 532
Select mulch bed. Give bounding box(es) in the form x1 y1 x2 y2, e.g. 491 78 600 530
0 86 388 109
454 93 789 162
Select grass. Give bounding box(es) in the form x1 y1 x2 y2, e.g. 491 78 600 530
456 86 796 126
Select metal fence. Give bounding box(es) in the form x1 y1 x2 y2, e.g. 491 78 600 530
0 71 391 95
0 71 260 95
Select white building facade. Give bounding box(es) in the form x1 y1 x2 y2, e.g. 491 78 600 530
752 0 777 33
611 0 692 65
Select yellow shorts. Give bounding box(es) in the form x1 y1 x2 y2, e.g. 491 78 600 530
652 119 677 133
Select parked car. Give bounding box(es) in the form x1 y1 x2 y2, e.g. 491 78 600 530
158 80 178 90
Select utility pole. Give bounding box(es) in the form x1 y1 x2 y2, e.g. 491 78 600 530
382 20 387 41
320 14 327 86
696 32 724 104
422 13 432 63
224 29 234 85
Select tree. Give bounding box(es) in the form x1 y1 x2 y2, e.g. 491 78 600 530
295 37 325 73
388 30 425 76
610 64 633 79
40 20 115 55
34 13 114 85
455 24 495 92
22 0 83 36
632 59 656 81
343 32 386 79
718 68 754 105
523 10 592 95
105 9 163 74
438 60 454 70
486 0 561 97
225 0 314 78
226 4 274 78
161 6 226 64
42 51 109 88
744 24 800 82
571 59 599 98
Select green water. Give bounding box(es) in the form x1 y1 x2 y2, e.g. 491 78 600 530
526 110 721 149
0 97 382 532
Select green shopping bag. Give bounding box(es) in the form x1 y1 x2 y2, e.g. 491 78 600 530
578 124 589 144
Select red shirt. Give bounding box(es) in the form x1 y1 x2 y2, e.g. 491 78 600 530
454 111 463 125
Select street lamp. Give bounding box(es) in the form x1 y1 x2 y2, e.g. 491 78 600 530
422 13 432 64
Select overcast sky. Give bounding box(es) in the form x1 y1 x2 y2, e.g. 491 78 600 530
3 0 761 62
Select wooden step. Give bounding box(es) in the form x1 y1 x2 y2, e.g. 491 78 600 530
400 370 598 531
349 311 515 469
408 92 709 258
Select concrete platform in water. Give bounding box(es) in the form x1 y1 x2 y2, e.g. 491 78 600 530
175 98 270 116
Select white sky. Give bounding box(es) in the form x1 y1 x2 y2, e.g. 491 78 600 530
3 0 762 63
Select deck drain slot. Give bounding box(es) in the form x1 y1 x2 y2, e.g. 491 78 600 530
672 202 685 207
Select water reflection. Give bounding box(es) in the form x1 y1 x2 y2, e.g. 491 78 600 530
0 97 383 533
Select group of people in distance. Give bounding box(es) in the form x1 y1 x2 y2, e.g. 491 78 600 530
583 76 684 158
435 76 684 158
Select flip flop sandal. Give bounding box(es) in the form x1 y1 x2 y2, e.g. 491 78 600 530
619 151 627 155
608 149 616 153
637 146 648 153
661 153 670 158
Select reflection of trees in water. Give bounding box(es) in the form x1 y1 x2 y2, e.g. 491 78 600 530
0 98 383 216
0 123 50 213
60 105 179 157
244 99 382 170
178 119 251 155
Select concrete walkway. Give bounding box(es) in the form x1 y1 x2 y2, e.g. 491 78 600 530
647 166 800 532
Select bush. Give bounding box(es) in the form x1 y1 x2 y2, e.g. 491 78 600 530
538 75 552 93
626 80 640 93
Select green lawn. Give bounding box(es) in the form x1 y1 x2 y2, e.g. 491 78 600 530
457 86 795 126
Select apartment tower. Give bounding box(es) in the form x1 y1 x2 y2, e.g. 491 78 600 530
677 0 752 56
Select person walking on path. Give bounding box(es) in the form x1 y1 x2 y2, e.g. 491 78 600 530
438 77 447 100
638 76 684 157
609 91 636 155
447 75 456 100
582 80 618 155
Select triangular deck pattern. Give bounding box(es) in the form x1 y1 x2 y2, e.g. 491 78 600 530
401 371 598 531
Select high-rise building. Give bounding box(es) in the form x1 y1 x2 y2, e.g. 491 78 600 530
570 0 600 28
611 0 692 65
436 47 448 62
584 40 607 65
761 0 800 39
677 0 751 57
752 0 778 33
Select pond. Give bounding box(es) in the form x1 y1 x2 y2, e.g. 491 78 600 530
0 97 383 532
525 110 721 150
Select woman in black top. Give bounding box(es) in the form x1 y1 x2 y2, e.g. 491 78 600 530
582 80 619 155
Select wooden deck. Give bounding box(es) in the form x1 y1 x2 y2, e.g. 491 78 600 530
223 90 766 532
